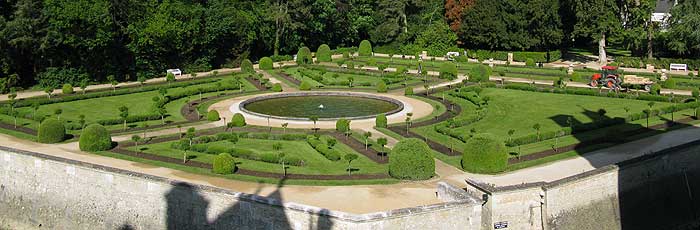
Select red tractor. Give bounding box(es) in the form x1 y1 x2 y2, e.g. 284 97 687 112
590 66 622 90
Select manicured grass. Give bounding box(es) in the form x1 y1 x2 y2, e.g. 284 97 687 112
129 135 387 176
94 150 398 186
281 67 423 88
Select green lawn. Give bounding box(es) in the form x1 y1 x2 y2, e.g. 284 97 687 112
128 135 387 176
1 73 257 136
281 67 422 88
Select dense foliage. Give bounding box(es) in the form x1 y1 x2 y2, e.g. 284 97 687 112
79 124 113 151
0 0 697 93
259 57 273 70
241 59 254 73
37 118 65 143
388 138 435 180
296 47 312 65
461 133 508 173
375 113 388 128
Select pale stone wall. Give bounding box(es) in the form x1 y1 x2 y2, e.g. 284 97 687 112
0 147 481 230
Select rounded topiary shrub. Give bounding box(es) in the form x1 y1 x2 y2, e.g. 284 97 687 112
37 118 66 143
439 62 458 80
359 40 372 56
388 138 435 180
404 87 414 95
212 153 236 174
526 58 535 67
299 81 312 91
377 81 387 93
271 83 283 92
461 133 508 173
241 59 254 73
375 114 387 128
231 113 246 127
316 44 332 62
79 124 113 151
207 110 221 121
259 57 274 70
296 47 312 65
62 83 74 94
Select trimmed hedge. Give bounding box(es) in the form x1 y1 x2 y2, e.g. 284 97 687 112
241 59 254 73
259 57 274 70
306 136 342 161
465 49 562 63
439 62 458 80
296 47 313 65
79 124 112 151
359 40 372 56
207 110 220 121
377 81 387 92
461 133 508 173
316 44 332 62
468 65 491 83
271 83 283 92
231 113 246 127
336 119 350 133
37 118 65 143
299 81 312 91
376 114 387 128
404 87 414 95
212 153 236 174
62 84 74 94
388 138 435 180
617 56 700 70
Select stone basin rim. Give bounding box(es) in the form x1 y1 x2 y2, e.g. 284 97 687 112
238 92 405 121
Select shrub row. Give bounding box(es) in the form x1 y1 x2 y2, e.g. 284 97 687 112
7 78 219 108
501 83 687 103
617 57 700 70
306 136 341 161
465 50 562 63
96 114 163 126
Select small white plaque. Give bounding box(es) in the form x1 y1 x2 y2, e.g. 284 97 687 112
105 174 113 184
3 153 9 162
34 159 42 168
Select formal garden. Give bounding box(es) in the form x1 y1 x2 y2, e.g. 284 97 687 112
0 38 699 185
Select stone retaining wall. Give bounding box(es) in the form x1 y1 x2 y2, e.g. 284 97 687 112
0 146 481 230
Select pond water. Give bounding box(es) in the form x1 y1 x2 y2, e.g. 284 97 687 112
243 95 400 119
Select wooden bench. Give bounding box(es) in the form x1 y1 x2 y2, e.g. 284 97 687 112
670 63 688 71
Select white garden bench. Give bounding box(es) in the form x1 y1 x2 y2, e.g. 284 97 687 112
670 63 688 71
166 69 182 76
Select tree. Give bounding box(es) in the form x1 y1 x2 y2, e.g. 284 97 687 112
469 65 491 83
336 119 351 137
445 0 476 32
80 79 89 94
166 73 175 85
281 123 289 133
309 115 319 130
405 87 414 95
107 75 118 92
693 88 700 118
570 0 622 65
388 138 435 180
184 127 196 163
119 105 129 131
78 114 86 131
344 153 358 175
54 108 63 120
666 0 700 57
131 135 142 149
44 87 53 99
79 124 112 151
347 76 355 88
646 101 655 127
358 40 372 56
377 137 388 155
363 131 372 150
532 123 541 140
507 129 515 143
259 57 274 70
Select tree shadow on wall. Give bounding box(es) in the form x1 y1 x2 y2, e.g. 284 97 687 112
550 107 700 229
119 178 335 230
